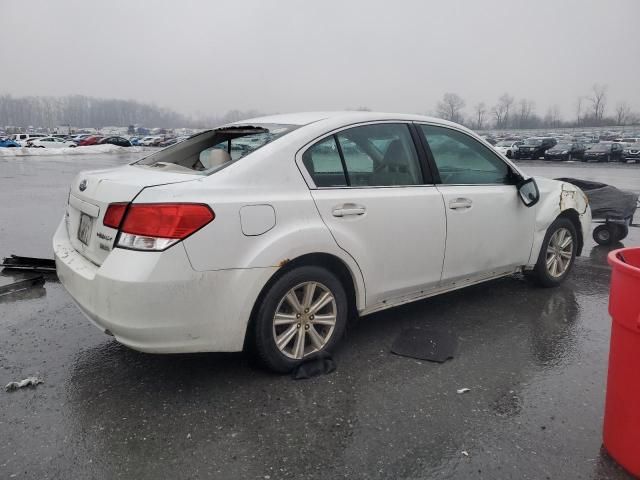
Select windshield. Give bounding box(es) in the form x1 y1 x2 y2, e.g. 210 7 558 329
589 144 610 151
553 143 572 150
135 123 298 174
524 138 542 146
495 141 512 147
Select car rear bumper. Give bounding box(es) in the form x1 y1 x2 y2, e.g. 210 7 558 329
53 219 276 353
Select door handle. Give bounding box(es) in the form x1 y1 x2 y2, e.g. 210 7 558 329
332 204 366 217
448 198 472 210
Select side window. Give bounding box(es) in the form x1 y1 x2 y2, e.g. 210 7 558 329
302 136 348 187
336 123 422 186
420 125 513 185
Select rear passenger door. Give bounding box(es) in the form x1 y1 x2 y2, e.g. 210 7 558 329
299 122 447 308
417 124 535 285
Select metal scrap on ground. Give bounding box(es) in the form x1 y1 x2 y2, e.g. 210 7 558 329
1 255 57 273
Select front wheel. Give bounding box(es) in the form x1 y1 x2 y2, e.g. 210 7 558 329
526 218 577 287
252 266 348 373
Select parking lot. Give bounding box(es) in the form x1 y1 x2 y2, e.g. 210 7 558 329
1 153 639 479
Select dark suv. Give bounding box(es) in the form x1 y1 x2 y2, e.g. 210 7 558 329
583 142 625 162
544 142 587 161
516 137 557 159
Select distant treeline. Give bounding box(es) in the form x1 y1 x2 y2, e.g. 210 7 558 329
0 94 265 129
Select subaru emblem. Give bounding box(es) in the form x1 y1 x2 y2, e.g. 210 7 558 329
79 179 87 192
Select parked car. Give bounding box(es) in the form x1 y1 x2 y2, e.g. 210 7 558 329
544 143 587 161
493 140 523 159
582 142 625 162
27 137 77 148
11 133 47 146
54 112 591 372
516 137 557 159
623 144 640 163
99 136 132 147
0 137 20 147
78 136 104 146
140 136 161 146
71 134 93 144
129 137 141 146
158 137 178 147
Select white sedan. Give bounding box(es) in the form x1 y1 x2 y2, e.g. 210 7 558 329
493 140 522 159
54 112 591 372
28 136 77 148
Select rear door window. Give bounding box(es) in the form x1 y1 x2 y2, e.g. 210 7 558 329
337 124 422 187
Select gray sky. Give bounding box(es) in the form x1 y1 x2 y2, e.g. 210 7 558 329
2 0 639 119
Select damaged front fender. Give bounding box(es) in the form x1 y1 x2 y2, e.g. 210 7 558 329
526 177 592 266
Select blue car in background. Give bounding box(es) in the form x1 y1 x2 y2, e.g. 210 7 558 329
0 138 20 147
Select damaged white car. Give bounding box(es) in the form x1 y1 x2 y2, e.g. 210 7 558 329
54 112 591 372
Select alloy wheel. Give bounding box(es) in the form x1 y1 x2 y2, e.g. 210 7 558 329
545 227 573 277
272 281 337 359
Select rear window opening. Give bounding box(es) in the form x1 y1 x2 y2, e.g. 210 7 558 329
134 123 298 174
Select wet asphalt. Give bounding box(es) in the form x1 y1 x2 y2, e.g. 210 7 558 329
1 153 639 479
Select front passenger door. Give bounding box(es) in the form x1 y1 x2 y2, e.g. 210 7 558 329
417 124 535 285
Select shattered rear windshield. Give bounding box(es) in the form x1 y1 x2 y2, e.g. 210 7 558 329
134 123 298 174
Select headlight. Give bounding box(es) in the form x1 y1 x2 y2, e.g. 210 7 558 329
561 150 568 154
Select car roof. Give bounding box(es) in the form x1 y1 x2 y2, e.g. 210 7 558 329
230 111 462 128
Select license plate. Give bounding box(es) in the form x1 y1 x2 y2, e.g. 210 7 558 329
78 213 93 245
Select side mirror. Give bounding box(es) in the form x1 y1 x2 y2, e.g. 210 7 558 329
518 177 540 207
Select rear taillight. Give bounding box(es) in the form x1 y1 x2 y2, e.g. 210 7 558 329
103 203 128 229
106 203 214 251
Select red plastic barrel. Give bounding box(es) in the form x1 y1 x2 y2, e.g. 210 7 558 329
604 247 640 477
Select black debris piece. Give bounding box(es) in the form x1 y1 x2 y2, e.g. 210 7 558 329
391 327 458 363
0 275 45 296
292 352 336 380
1 255 56 273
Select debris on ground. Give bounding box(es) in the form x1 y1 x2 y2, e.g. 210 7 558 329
0 275 44 296
457 388 471 394
391 327 457 363
5 377 44 392
461 450 469 457
292 352 336 380
1 255 56 273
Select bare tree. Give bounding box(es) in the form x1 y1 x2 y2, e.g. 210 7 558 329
615 101 631 126
473 102 487 129
544 105 561 128
491 103 507 129
517 99 535 128
499 93 515 128
588 84 608 124
436 93 466 124
575 96 584 127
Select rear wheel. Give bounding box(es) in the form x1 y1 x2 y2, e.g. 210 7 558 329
252 266 348 373
526 218 577 287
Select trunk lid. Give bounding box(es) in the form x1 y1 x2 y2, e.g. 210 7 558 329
65 164 201 265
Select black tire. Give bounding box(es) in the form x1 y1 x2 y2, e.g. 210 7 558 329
252 266 348 373
526 217 577 288
613 223 629 241
593 224 614 245
506 150 512 159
